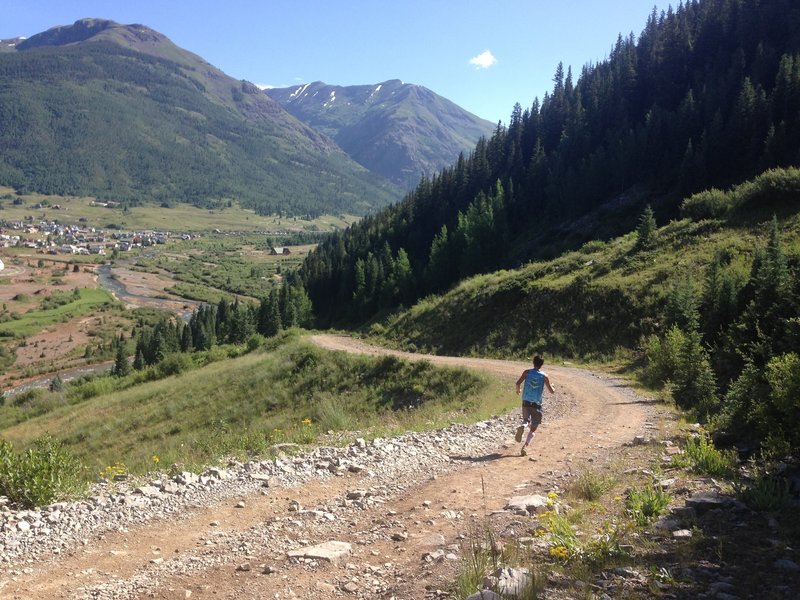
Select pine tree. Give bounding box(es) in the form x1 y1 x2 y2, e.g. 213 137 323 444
635 204 657 250
49 374 64 392
133 346 145 371
113 339 130 377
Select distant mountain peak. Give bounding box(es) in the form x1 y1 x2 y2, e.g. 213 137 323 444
14 18 193 61
267 80 494 190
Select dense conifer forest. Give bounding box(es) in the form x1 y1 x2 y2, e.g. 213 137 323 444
301 0 800 324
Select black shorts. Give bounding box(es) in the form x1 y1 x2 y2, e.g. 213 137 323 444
522 403 543 428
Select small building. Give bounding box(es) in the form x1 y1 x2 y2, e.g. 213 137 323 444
270 247 291 255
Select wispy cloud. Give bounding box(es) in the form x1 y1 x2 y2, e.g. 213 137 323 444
469 50 497 69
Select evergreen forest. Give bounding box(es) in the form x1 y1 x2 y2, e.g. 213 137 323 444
302 0 800 323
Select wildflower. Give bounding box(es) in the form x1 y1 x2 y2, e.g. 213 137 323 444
152 454 160 464
549 545 569 561
301 418 312 426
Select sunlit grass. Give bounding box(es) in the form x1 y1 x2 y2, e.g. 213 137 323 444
0 189 358 233
0 288 117 337
0 335 508 476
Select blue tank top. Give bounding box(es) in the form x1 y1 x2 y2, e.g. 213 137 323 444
522 369 546 405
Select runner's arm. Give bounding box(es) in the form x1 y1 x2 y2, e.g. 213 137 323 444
515 370 528 395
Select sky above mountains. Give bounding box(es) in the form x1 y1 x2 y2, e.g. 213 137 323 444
3 0 669 125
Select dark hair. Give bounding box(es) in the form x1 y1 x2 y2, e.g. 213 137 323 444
533 355 544 368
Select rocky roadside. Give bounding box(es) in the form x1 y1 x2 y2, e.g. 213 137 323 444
0 412 528 598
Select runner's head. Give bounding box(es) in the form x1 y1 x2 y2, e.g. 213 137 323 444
533 355 544 369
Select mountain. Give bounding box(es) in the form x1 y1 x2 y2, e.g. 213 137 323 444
0 19 401 216
266 80 495 190
300 0 800 326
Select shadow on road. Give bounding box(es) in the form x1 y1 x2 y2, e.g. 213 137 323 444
448 452 515 463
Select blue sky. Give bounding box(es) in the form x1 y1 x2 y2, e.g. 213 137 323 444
3 1 668 124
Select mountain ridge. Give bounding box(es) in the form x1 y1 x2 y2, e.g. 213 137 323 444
0 18 401 216
267 79 495 190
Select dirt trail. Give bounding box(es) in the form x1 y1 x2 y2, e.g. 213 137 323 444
3 335 656 599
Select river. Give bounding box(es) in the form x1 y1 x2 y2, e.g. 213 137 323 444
3 263 198 398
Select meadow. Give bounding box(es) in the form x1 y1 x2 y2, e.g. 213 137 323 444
0 187 359 232
0 332 506 478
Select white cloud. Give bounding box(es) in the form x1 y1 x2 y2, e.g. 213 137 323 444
255 83 274 90
469 50 497 69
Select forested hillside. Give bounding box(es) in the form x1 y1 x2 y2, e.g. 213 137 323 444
0 19 400 216
301 0 800 324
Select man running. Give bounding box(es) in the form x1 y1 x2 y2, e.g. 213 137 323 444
515 355 555 456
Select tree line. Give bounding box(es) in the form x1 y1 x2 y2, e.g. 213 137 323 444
120 279 313 373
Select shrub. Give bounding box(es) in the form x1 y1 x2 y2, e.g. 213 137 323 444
155 353 195 378
681 167 800 221
313 394 358 431
246 334 265 352
12 387 46 407
568 470 613 501
626 484 671 526
643 327 685 387
736 467 792 512
681 188 731 220
672 432 737 477
643 326 717 413
0 435 85 509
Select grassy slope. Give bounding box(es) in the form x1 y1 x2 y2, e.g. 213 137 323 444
0 334 505 476
376 203 800 360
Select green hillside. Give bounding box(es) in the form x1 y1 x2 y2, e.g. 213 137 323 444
0 333 496 476
0 19 401 216
374 167 800 456
301 0 800 324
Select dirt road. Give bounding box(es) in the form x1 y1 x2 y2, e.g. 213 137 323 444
2 335 657 599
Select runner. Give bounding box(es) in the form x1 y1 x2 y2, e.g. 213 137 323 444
514 355 555 456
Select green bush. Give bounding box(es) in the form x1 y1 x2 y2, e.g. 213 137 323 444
67 375 116 402
643 326 717 414
0 435 85 509
736 467 792 511
672 432 737 477
681 168 800 221
626 484 671 526
155 352 195 378
246 334 265 352
568 470 613 501
643 327 685 387
681 188 731 220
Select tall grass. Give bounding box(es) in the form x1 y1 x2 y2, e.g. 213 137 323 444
0 435 86 509
0 335 495 476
